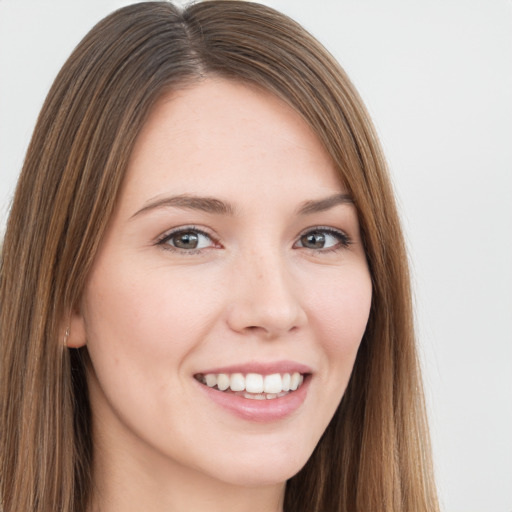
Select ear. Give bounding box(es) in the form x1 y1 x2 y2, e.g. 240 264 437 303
62 303 87 348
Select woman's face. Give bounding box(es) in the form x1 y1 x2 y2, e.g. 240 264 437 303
75 78 372 488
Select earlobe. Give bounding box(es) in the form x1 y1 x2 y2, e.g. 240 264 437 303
63 306 88 348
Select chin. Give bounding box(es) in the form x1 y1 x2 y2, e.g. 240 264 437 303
202 440 313 488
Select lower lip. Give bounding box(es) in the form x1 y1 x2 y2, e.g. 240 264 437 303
195 376 311 423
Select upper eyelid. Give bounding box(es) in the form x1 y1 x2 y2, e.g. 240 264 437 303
156 225 216 243
297 225 351 240
298 225 347 235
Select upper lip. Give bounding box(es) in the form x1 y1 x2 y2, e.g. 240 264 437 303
195 360 313 376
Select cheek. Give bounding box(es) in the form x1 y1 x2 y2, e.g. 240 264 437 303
81 259 221 378
306 264 372 359
80 259 227 442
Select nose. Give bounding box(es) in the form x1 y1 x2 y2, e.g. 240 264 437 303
226 249 307 339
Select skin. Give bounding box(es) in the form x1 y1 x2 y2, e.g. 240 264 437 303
70 78 372 512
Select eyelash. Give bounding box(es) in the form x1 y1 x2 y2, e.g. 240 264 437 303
155 225 352 254
296 226 352 253
156 225 216 255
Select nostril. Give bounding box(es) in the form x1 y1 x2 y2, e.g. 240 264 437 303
245 325 272 336
225 292 307 336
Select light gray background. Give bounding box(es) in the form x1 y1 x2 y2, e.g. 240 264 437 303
1 1 511 511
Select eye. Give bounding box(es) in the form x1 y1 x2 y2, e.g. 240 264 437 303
158 227 216 252
295 228 350 251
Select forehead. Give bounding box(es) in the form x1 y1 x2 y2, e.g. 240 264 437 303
122 78 344 208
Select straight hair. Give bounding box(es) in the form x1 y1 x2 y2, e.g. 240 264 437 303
0 2 439 511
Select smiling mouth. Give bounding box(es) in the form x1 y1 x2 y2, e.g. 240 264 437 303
194 372 306 400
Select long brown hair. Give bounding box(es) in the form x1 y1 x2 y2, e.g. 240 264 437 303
0 2 438 511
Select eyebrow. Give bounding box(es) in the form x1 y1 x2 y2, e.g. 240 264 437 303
296 193 354 215
131 194 237 218
131 192 353 219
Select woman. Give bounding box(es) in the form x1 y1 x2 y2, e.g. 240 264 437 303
0 2 439 511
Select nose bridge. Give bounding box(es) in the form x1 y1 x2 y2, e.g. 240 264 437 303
227 245 306 336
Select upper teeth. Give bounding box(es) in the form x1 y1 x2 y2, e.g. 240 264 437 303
199 372 304 394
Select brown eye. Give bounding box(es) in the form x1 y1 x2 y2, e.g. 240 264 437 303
160 229 214 251
171 231 200 249
300 232 326 249
296 228 350 251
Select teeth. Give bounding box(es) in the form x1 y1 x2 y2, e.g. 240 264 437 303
282 373 291 391
245 373 264 393
264 373 282 394
290 372 301 391
230 373 245 392
217 373 230 391
205 374 217 387
198 371 306 396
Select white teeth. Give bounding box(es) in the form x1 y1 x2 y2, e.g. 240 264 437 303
205 374 217 387
263 373 282 394
217 373 230 391
282 373 291 391
290 372 301 391
198 371 306 396
229 373 245 392
245 373 264 393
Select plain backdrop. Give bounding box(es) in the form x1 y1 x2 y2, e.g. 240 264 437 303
1 1 511 511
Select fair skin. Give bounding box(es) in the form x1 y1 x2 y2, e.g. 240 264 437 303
70 78 372 512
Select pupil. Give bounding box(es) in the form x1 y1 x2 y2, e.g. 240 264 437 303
303 232 325 248
174 232 198 249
